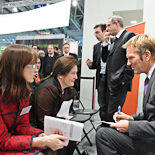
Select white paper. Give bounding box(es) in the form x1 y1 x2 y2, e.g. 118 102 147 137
96 120 115 125
56 99 73 119
20 105 32 116
44 116 84 143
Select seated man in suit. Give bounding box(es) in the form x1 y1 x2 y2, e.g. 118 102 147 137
96 34 155 155
58 43 78 60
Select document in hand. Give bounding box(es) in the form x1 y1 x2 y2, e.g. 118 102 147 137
44 115 84 142
96 120 115 125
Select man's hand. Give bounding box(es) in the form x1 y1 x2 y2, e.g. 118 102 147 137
86 58 92 67
110 120 129 133
113 112 134 123
104 32 111 44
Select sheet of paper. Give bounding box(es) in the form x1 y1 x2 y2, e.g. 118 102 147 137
96 120 115 125
44 115 84 143
20 105 32 116
56 99 73 119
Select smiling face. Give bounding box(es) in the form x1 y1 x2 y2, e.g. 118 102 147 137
127 44 147 74
59 65 78 88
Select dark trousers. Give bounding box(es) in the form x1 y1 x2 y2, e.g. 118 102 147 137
106 83 128 121
97 76 107 121
57 140 76 155
96 127 140 155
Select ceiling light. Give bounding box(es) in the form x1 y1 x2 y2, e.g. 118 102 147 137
131 20 137 24
12 7 18 12
72 0 78 7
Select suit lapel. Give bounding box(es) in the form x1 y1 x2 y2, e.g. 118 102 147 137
108 30 127 56
143 69 155 109
97 43 102 66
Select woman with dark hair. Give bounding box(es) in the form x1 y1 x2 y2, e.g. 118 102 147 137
0 44 68 155
30 56 79 155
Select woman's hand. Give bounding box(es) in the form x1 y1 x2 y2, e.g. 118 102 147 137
63 117 69 120
45 134 68 151
32 133 68 151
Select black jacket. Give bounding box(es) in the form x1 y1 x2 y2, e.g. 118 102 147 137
41 52 59 77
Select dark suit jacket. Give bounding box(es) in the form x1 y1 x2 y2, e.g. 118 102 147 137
57 53 78 60
89 42 102 89
102 30 135 91
129 69 155 155
41 52 59 77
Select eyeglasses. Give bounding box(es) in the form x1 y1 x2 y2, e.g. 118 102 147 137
106 22 115 28
26 64 37 68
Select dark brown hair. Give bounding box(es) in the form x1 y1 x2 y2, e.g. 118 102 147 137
53 56 79 79
0 44 38 102
94 24 106 32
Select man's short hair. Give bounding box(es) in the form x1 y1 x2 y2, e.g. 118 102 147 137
94 24 106 32
63 43 70 47
33 44 40 50
38 50 45 55
54 47 58 50
122 34 155 60
109 15 124 28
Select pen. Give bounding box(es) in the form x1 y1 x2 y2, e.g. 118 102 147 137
116 105 121 120
117 105 121 115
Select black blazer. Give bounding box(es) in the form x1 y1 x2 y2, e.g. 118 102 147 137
129 69 155 155
89 42 102 89
57 53 78 60
41 52 59 77
102 30 135 90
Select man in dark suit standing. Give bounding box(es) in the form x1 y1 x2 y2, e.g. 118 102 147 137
86 24 108 120
96 34 155 155
102 15 135 121
58 43 78 60
41 44 59 77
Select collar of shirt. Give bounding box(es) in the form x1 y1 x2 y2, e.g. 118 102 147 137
116 28 125 39
147 63 155 79
48 53 54 57
64 52 69 56
35 72 38 76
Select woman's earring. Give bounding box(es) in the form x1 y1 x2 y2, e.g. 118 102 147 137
59 76 62 79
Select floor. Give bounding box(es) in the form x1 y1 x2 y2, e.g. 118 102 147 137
73 113 100 155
